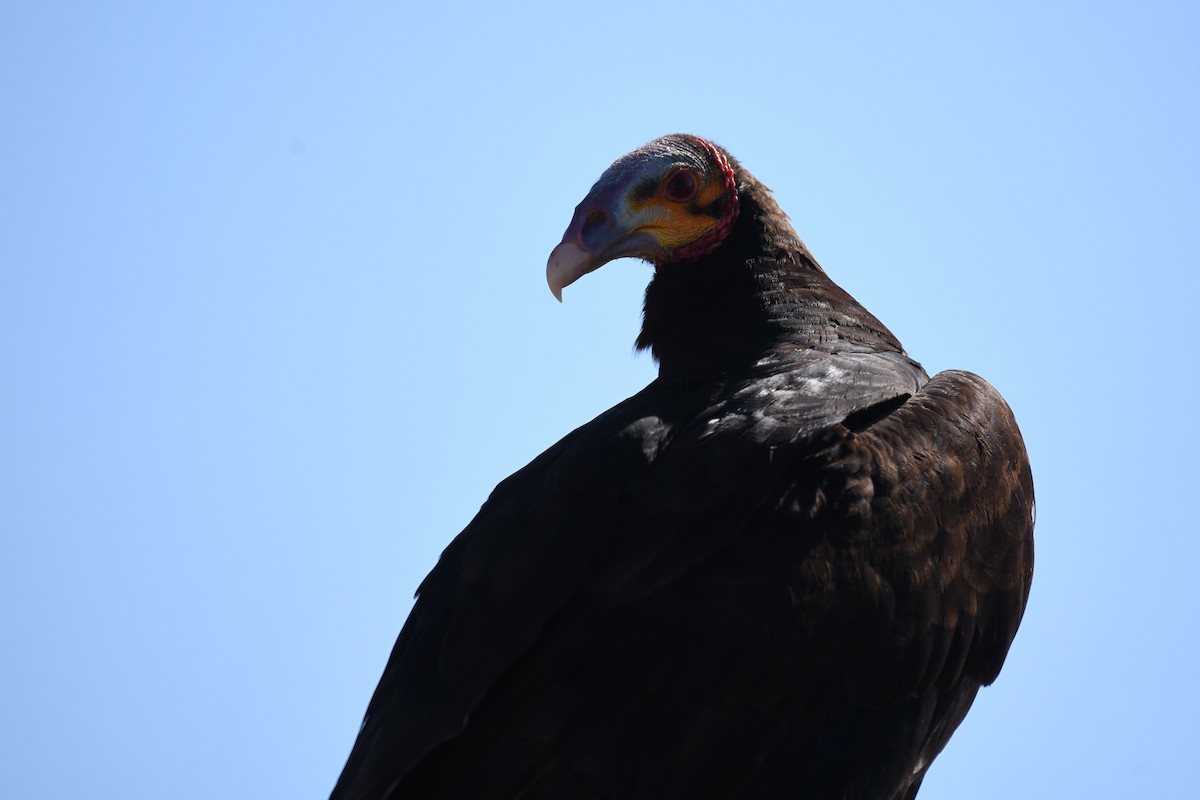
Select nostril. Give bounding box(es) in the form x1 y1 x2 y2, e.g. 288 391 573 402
580 209 608 246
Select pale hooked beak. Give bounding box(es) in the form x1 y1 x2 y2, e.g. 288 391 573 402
545 201 659 302
546 240 594 303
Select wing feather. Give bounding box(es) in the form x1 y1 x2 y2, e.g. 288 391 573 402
331 366 1033 800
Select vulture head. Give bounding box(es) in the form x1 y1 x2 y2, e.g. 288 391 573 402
546 134 741 301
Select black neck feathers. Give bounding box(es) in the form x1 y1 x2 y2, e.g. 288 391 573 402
637 168 906 383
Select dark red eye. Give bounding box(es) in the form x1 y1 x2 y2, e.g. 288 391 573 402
663 168 697 202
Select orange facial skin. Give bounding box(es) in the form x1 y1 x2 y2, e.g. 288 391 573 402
626 171 728 252
546 134 739 300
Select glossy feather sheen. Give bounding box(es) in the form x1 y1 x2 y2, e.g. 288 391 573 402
331 137 1034 800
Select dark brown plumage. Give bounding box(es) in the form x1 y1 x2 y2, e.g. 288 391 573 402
331 135 1034 800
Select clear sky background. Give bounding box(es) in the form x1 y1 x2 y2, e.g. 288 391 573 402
2 2 1197 798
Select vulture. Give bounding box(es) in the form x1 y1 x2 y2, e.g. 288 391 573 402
331 134 1034 800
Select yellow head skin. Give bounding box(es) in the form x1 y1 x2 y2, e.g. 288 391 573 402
546 134 739 301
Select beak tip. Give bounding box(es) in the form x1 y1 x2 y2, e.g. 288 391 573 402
546 240 591 304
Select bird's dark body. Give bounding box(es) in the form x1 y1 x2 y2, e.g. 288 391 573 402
331 138 1033 800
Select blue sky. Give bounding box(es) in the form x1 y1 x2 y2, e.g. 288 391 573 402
2 2 1197 797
